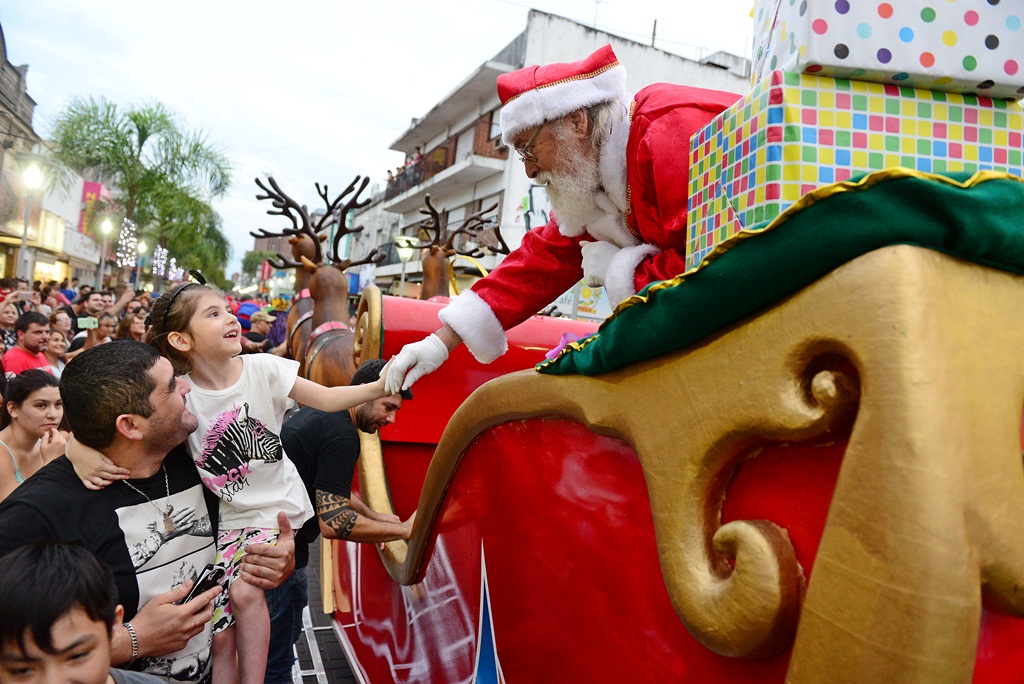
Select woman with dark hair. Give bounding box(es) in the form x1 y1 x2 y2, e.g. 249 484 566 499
115 311 147 342
0 369 65 501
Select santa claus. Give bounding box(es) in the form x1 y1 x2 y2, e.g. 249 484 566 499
384 44 739 392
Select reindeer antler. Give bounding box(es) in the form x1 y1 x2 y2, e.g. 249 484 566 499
253 177 324 264
265 253 298 270
485 223 512 256
321 176 389 272
415 194 446 254
312 181 350 234
409 195 510 259
247 233 316 271
346 248 388 270
446 202 499 258
327 176 372 263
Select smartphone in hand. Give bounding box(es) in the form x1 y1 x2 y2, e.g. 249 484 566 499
77 316 98 329
177 564 226 604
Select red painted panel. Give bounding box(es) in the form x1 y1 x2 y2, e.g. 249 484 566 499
379 295 597 445
331 297 1024 682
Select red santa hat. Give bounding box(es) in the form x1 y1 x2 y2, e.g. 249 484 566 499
497 45 627 145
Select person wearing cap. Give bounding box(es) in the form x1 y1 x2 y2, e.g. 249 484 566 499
242 310 288 355
243 310 274 345
384 44 740 393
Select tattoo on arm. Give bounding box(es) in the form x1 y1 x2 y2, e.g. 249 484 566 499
317 490 358 539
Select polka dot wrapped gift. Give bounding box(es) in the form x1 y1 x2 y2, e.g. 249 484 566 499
686 71 1024 270
752 0 1024 100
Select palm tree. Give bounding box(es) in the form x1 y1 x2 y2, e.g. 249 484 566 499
48 96 232 287
147 179 230 290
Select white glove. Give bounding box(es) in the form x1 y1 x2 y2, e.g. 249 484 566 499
580 240 619 288
382 333 450 393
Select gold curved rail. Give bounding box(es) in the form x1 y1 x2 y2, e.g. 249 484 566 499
446 255 491 296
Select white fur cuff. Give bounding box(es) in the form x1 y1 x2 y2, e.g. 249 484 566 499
604 243 660 306
438 290 508 364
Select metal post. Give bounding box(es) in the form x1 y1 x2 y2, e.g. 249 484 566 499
98 234 109 288
135 241 147 290
18 189 31 280
396 237 415 298
17 161 43 282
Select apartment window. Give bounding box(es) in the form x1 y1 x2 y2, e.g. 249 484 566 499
489 110 504 148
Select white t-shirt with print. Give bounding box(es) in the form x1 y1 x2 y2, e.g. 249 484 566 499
184 354 314 530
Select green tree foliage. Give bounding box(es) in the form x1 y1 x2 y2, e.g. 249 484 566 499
48 97 232 278
242 250 278 278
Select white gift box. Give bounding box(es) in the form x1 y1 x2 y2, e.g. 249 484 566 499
752 0 1024 99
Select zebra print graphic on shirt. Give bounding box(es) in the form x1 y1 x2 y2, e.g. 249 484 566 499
194 402 283 479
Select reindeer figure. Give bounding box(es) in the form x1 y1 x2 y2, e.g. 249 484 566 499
406 194 507 299
250 177 336 375
254 175 384 388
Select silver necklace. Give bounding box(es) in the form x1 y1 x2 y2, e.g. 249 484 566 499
121 463 175 532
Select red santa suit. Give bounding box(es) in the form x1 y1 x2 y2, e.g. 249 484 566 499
439 46 739 364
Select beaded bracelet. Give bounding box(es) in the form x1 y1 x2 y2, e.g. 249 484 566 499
123 621 139 664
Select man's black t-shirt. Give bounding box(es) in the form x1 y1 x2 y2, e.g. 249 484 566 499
0 446 218 682
281 407 359 569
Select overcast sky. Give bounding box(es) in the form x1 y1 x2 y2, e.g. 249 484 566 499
1 0 753 275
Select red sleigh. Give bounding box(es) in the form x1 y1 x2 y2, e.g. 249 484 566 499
317 171 1024 683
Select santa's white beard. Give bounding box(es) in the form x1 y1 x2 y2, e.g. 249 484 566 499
539 150 604 234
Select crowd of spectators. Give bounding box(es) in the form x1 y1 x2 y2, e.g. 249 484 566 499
385 145 425 193
0 279 289 496
0 278 157 499
0 279 309 683
0 278 149 377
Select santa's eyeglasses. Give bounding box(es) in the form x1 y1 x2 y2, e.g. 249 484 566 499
515 122 547 164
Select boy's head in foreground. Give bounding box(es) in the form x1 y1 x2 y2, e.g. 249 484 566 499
0 541 121 684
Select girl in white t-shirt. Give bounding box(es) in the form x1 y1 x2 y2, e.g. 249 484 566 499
71 281 390 684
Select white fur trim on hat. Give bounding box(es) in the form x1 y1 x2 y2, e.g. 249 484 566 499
501 65 627 145
604 243 660 306
438 290 508 364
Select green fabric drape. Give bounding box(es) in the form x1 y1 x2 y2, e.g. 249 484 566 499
539 170 1024 376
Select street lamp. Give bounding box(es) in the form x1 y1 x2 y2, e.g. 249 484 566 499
136 240 147 289
396 236 415 298
18 162 42 281
98 218 113 288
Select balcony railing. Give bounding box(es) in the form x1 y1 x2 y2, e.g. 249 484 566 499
385 116 508 202
386 146 452 200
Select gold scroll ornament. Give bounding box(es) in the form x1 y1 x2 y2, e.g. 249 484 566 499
351 247 1024 682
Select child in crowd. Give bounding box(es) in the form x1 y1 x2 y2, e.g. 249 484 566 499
69 279 392 684
0 541 162 684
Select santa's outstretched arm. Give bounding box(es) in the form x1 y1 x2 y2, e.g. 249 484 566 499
383 219 584 393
